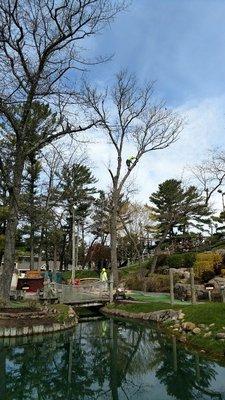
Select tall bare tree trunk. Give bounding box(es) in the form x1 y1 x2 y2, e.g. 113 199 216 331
110 192 119 285
0 151 24 301
29 154 37 270
151 229 169 273
30 221 35 270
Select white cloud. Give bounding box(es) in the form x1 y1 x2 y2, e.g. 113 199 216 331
86 95 225 209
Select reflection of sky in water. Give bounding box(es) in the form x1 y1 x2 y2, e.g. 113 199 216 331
1 319 225 399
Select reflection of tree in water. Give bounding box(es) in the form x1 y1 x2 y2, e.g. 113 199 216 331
0 319 224 400
1 330 104 400
155 334 219 400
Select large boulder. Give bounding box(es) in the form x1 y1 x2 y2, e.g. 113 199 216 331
207 277 225 292
149 309 182 323
174 283 208 301
170 268 190 281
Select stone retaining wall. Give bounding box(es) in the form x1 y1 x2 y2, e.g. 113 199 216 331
0 320 77 337
102 307 183 323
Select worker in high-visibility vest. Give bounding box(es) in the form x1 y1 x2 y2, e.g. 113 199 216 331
100 268 108 291
126 156 136 171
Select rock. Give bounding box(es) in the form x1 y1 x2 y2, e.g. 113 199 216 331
208 277 225 292
178 312 185 320
149 309 181 323
181 322 196 332
216 333 225 340
68 306 76 318
200 349 206 353
173 323 180 329
199 324 206 329
209 323 215 328
174 283 208 301
170 268 190 281
204 331 212 338
193 327 201 335
179 335 187 343
222 327 225 331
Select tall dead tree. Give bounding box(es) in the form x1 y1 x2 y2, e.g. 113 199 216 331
0 0 125 301
192 150 225 206
82 71 182 283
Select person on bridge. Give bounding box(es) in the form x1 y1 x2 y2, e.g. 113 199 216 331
100 268 108 291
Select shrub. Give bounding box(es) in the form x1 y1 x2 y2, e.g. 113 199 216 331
167 253 184 268
124 275 144 291
201 270 216 283
194 252 223 281
62 270 99 281
156 254 169 267
159 252 196 269
183 253 196 268
124 273 179 292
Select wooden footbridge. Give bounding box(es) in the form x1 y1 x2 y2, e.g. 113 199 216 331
43 279 110 308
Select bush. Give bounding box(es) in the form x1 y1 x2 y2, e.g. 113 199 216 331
167 254 184 268
124 273 179 292
157 252 196 269
156 254 169 267
124 275 144 291
62 270 99 281
194 252 223 282
201 270 216 283
183 253 196 268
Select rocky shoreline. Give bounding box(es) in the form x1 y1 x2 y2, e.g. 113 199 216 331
102 305 225 359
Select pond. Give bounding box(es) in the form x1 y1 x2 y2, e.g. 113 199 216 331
1 318 225 399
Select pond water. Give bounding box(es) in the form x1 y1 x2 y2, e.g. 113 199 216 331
1 318 225 400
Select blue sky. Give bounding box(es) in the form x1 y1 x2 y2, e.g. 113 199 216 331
88 0 225 105
73 0 225 207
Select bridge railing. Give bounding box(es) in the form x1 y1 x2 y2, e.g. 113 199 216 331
55 280 109 304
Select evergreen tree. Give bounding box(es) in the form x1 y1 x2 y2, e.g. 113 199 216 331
149 179 210 272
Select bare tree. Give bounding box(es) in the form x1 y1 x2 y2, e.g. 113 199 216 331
0 0 125 300
81 71 182 283
192 150 225 206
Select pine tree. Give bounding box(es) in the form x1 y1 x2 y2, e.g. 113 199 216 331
149 179 210 272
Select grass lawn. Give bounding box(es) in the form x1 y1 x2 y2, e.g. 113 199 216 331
129 291 190 304
106 301 225 359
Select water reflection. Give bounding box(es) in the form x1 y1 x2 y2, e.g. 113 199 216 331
0 318 225 399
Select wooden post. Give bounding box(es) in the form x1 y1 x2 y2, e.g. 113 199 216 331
109 271 114 303
169 268 174 305
208 290 212 302
221 286 225 303
190 267 196 305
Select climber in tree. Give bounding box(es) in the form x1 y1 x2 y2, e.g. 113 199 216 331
126 156 136 171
